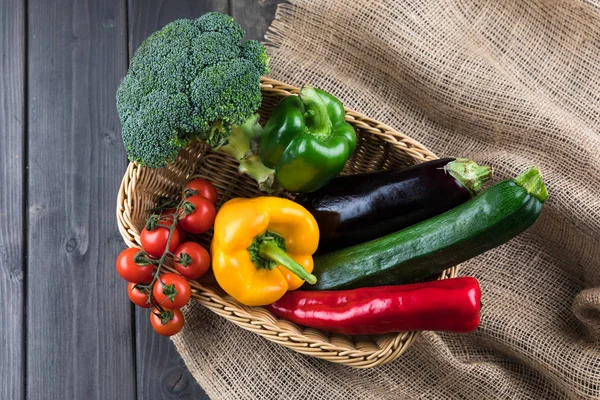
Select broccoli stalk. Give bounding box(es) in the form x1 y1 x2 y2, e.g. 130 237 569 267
216 114 281 192
116 12 279 192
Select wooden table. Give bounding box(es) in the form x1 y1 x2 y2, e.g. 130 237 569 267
1 1 279 398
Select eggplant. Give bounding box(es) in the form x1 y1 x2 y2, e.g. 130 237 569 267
294 158 493 252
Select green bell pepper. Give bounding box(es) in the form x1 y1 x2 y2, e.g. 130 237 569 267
259 87 357 193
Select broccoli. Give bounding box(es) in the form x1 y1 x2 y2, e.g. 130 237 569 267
116 12 278 191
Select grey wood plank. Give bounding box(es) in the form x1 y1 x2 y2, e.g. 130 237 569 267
128 0 228 54
231 0 280 41
127 1 229 398
0 0 25 399
135 311 208 399
26 1 135 399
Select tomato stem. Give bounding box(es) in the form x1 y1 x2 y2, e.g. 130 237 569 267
183 188 198 198
143 190 190 306
133 251 159 266
177 252 192 267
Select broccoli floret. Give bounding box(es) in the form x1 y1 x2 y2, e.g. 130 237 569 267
121 91 192 167
116 12 270 170
190 59 263 135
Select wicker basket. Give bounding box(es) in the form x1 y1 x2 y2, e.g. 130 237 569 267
116 77 458 368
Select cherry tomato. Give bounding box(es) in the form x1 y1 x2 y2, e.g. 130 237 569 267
178 195 216 234
116 247 155 283
173 242 210 280
140 225 180 258
153 273 192 309
150 308 184 336
184 178 218 205
127 282 154 308
160 209 187 241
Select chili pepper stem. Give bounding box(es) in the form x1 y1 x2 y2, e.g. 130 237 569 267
258 241 317 285
444 159 493 197
299 86 333 140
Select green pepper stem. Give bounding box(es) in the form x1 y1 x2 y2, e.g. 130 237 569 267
445 159 493 197
515 167 548 203
258 241 317 285
299 86 332 140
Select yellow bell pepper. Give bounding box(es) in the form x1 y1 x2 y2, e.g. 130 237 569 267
211 197 319 306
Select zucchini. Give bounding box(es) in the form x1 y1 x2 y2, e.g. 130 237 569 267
308 167 548 290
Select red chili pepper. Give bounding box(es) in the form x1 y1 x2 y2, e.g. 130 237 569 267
266 277 481 335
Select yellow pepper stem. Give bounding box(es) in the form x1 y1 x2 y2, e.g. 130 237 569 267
258 241 317 285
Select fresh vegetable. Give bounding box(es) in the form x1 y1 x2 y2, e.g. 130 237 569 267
259 86 357 193
184 178 218 205
295 158 492 252
211 197 319 306
178 195 216 234
153 273 192 309
308 167 548 290
268 277 481 335
150 308 185 336
116 178 219 336
140 224 181 258
127 282 154 308
116 247 155 283
116 13 279 192
173 242 211 280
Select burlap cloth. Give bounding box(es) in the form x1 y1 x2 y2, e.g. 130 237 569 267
172 1 600 398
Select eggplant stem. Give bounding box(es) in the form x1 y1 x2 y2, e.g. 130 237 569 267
445 159 493 197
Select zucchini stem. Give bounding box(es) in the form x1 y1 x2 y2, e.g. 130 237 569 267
515 167 548 203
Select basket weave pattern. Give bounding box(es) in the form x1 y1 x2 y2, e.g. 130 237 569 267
116 77 458 368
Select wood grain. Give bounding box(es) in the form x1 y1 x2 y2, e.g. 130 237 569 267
135 310 208 399
126 1 230 398
26 0 135 399
231 0 280 41
127 0 228 54
0 0 25 399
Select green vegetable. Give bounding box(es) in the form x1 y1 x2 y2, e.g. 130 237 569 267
259 87 357 193
116 13 278 191
308 167 548 290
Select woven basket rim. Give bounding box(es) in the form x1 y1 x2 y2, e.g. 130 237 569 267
116 76 458 368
